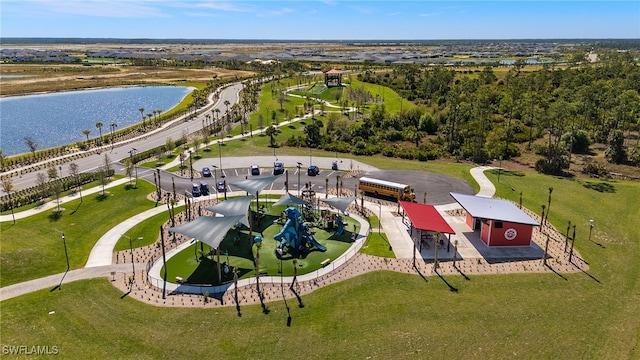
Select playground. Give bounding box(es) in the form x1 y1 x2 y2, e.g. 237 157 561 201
161 202 362 286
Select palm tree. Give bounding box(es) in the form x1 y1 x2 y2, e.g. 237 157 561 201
224 100 230 117
95 122 104 145
82 129 91 144
23 136 38 156
110 123 117 147
138 107 145 127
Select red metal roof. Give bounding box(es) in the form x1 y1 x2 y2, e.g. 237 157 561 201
399 201 455 234
323 69 343 74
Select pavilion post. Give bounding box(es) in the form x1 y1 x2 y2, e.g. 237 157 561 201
160 225 167 299
217 246 221 284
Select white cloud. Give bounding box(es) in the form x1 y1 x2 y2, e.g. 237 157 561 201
25 0 168 18
420 12 438 17
256 7 294 18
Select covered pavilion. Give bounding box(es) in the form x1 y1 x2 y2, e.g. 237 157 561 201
323 69 343 87
399 200 456 253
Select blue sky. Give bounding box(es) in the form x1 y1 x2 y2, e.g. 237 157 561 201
1 1 638 40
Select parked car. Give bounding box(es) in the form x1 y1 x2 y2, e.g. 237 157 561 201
307 165 320 176
216 180 226 193
202 167 212 177
199 181 210 196
273 161 284 175
251 164 260 176
191 183 201 197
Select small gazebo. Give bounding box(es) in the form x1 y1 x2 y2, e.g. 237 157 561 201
323 69 343 87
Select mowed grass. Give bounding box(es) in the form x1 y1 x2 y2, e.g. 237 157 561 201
0 181 157 286
1 166 639 358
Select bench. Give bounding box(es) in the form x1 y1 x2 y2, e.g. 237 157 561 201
320 258 331 267
175 276 184 283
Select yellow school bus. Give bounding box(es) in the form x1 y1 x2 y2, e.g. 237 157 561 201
358 176 415 201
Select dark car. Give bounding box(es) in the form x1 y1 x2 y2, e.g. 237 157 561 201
331 161 338 170
307 165 320 176
251 164 260 176
202 167 212 177
199 181 210 196
191 183 201 197
273 161 284 175
216 180 226 193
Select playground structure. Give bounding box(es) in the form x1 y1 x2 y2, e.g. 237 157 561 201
274 207 327 256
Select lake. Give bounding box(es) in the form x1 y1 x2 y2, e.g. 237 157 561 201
0 86 192 156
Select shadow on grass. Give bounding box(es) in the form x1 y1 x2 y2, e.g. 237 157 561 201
582 181 616 193
571 261 601 284
490 169 525 177
184 256 252 286
544 263 568 281
453 264 471 281
413 262 428 283
69 201 82 215
48 210 63 222
434 267 458 292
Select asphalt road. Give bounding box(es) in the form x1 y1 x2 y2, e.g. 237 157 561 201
130 155 474 206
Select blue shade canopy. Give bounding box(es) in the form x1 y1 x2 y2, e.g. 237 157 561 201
230 175 282 195
320 196 356 213
450 192 540 226
205 195 253 227
273 192 308 207
169 215 245 249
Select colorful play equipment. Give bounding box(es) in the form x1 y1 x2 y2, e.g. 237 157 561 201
274 207 327 255
335 215 344 236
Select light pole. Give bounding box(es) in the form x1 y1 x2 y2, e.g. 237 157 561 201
377 203 382 234
589 219 594 242
498 156 503 183
188 150 193 182
218 140 223 174
54 228 69 273
212 165 218 188
129 148 138 187
296 162 302 196
122 235 143 288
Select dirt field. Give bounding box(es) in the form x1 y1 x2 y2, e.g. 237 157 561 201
0 64 254 96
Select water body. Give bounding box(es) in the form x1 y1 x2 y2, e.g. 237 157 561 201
0 75 32 79
0 86 192 156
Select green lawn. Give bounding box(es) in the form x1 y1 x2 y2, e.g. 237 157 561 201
0 181 157 286
163 205 359 285
1 166 639 358
113 205 186 252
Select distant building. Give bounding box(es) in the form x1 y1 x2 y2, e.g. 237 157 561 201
322 69 343 87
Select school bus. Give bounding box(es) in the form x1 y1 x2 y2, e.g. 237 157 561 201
358 177 415 201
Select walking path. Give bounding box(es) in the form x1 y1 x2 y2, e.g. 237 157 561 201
1 165 589 305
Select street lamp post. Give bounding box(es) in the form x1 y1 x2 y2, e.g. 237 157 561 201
589 219 594 242
296 162 302 196
377 203 382 234
212 165 218 188
189 150 193 182
129 148 138 187
122 235 143 288
218 140 223 173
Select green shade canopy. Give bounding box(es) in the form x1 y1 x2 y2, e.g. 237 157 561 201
168 214 245 249
273 192 308 207
321 196 356 213
205 196 253 227
230 174 282 195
